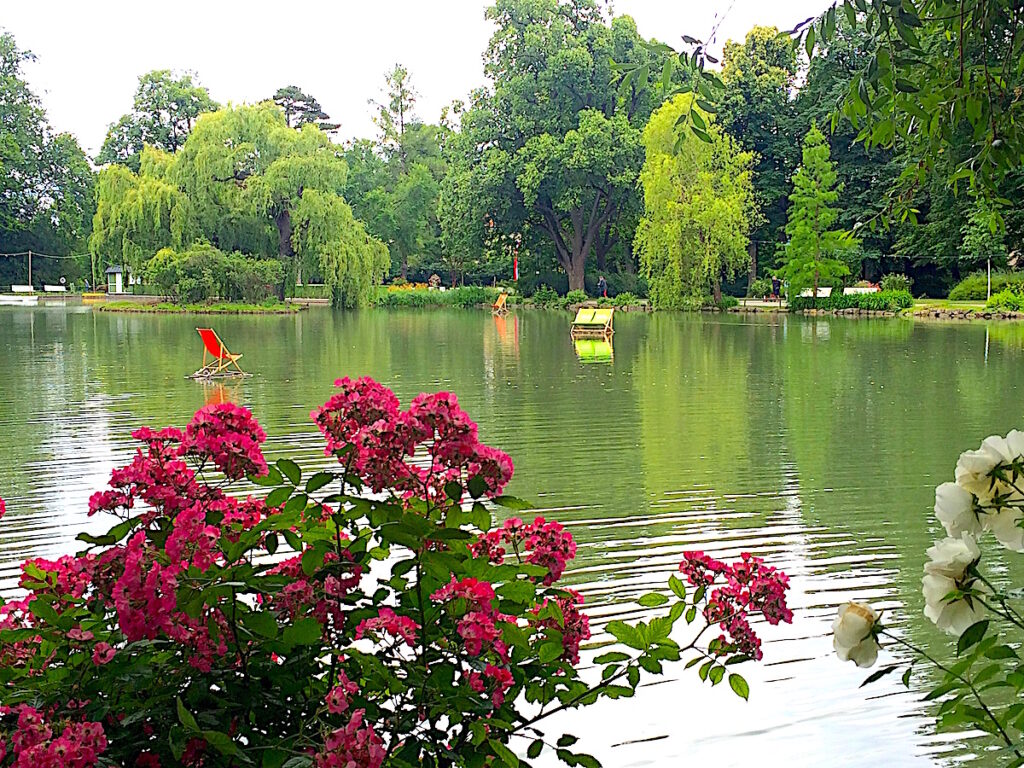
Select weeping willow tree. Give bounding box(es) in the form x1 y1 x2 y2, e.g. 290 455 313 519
89 146 193 284
291 189 389 308
92 103 385 307
635 95 758 308
171 103 385 306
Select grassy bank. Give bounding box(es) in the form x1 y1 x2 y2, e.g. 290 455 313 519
97 301 304 315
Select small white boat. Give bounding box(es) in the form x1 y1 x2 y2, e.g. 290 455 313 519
0 294 39 306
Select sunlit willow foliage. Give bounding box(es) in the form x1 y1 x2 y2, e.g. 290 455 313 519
779 125 858 299
635 95 757 309
833 430 1024 764
0 32 94 286
97 70 219 173
0 379 793 767
90 104 388 308
440 0 675 292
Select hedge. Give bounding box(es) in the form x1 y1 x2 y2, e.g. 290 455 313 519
788 290 914 312
948 271 1024 301
375 286 501 308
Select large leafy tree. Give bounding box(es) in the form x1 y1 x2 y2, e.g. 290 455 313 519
271 85 339 132
345 67 445 281
92 104 387 307
443 2 667 292
97 70 218 172
718 26 798 277
780 125 855 298
0 31 95 285
635 95 757 308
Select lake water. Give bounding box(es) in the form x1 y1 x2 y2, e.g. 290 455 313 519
1 305 1023 766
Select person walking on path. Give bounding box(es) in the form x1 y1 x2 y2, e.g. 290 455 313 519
597 275 608 298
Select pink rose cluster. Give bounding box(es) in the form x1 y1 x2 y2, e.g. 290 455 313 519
531 591 591 664
471 516 577 586
312 377 514 502
679 551 794 661
431 577 518 706
0 706 107 768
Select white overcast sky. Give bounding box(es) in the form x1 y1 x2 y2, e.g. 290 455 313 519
4 0 831 158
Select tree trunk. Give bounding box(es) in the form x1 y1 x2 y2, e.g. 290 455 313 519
275 209 293 300
713 278 722 304
536 196 615 296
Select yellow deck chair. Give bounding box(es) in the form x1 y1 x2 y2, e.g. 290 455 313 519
192 328 248 378
570 307 614 337
492 292 509 315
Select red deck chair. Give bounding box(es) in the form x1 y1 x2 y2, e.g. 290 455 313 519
193 328 247 377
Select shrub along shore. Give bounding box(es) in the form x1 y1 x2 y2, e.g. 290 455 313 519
97 301 304 315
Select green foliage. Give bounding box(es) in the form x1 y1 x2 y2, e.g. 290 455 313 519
986 287 1024 311
719 26 798 265
97 70 217 171
93 103 388 308
797 0 1024 208
949 271 1024 301
779 125 856 297
960 199 1008 271
375 286 500 309
146 243 283 304
788 290 913 312
563 289 589 307
0 31 95 286
635 94 757 309
748 277 772 298
597 291 642 307
346 68 446 283
442 1 668 291
89 148 194 277
271 85 339 132
715 295 740 310
879 274 912 293
531 284 559 307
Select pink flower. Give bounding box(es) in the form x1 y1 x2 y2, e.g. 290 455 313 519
67 628 94 642
181 403 268 479
471 517 576 586
314 709 385 768
92 642 115 665
354 607 419 647
0 497 5 519
325 671 359 715
531 591 591 664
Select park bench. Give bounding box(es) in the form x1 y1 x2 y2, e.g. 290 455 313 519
10 285 34 293
43 285 67 293
799 287 833 298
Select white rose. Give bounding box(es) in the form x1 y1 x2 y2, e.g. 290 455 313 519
832 602 880 668
922 572 986 636
924 533 981 578
985 507 1024 552
955 440 1005 501
934 482 980 538
956 432 1024 502
922 533 986 636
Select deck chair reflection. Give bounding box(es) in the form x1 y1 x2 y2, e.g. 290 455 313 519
570 307 614 338
492 292 509 315
573 338 613 364
192 328 249 378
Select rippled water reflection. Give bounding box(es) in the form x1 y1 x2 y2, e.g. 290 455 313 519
1 306 1022 766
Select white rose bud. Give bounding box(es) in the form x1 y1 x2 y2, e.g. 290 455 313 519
832 602 880 668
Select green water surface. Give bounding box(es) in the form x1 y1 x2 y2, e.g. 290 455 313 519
1 306 1022 767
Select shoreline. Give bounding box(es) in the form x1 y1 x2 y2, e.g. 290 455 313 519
96 301 305 315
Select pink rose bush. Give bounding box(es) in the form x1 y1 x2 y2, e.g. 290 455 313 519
0 380 791 767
